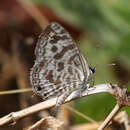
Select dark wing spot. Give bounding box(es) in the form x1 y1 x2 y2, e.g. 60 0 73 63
53 35 61 41
43 93 47 96
60 35 68 40
39 61 45 67
55 78 61 87
68 66 73 75
68 54 78 64
60 29 66 34
50 35 69 44
51 45 58 52
74 58 80 67
37 86 42 91
54 44 75 59
58 62 64 71
50 39 57 44
34 67 39 73
75 69 81 81
50 35 61 44
46 70 54 83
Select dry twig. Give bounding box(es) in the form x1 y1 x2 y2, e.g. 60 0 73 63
27 116 63 130
64 105 98 124
0 83 129 129
0 83 129 128
70 122 102 130
0 83 111 126
70 111 130 130
0 88 32 95
98 84 130 130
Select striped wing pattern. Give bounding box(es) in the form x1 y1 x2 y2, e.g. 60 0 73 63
30 22 90 100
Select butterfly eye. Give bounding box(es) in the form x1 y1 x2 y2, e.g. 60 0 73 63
37 86 42 91
89 67 96 74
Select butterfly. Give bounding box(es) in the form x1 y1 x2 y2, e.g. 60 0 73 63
30 22 96 106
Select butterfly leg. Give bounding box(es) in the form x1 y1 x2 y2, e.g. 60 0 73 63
55 93 61 108
81 83 95 96
78 82 89 97
79 87 82 97
55 94 60 113
56 91 72 107
85 83 90 95
92 76 95 87
87 82 96 92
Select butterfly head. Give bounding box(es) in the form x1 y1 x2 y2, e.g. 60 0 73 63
89 66 96 75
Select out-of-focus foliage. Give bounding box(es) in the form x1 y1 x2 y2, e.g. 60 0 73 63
38 0 130 66
35 0 130 123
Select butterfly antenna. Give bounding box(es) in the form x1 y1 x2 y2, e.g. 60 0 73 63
94 63 116 69
106 63 116 66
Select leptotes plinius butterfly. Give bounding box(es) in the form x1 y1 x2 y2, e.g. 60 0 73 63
30 22 96 106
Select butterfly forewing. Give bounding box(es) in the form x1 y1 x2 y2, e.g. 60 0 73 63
30 22 89 100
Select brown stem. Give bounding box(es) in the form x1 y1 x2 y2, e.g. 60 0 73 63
98 103 121 130
16 0 49 28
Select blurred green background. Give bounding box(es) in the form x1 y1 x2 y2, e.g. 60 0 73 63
33 0 130 123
